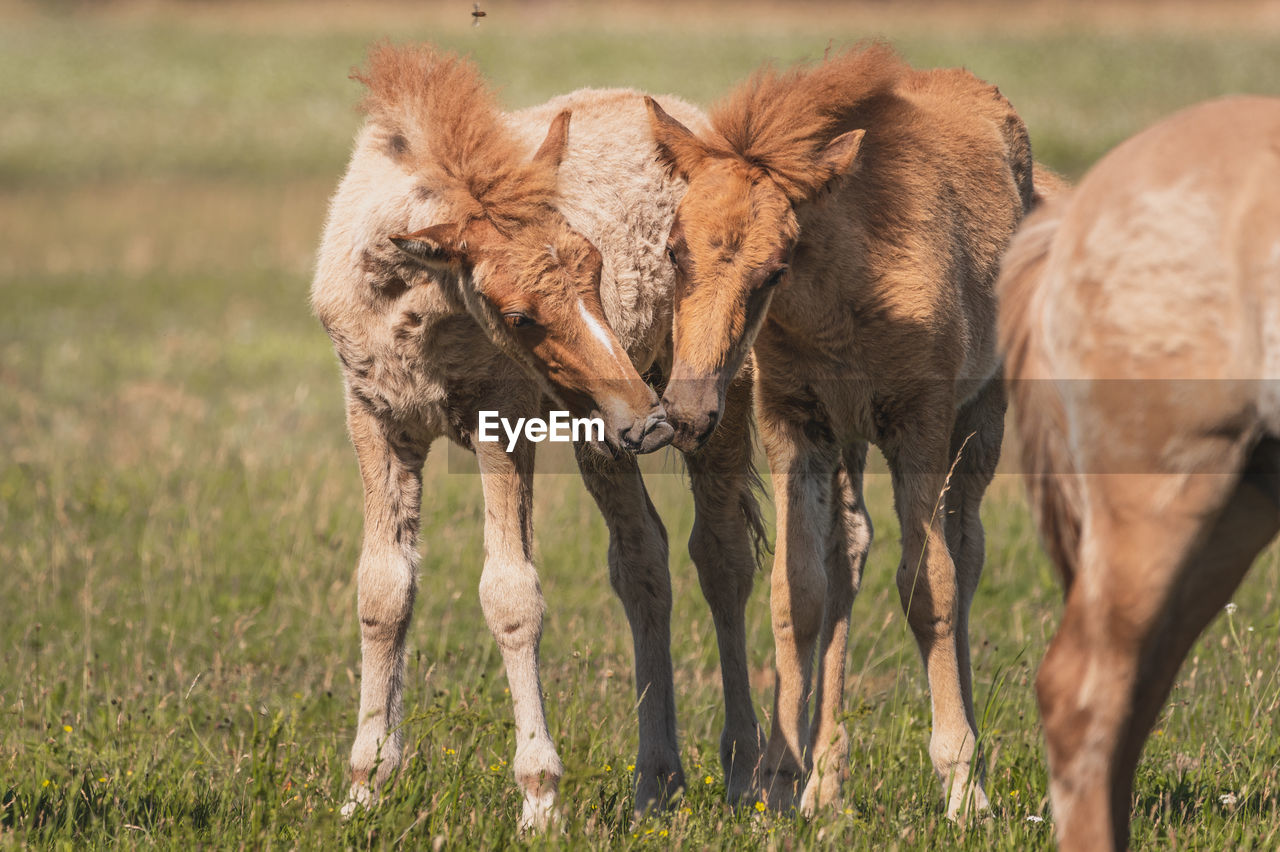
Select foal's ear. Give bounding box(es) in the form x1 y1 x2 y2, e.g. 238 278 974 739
646 96 709 180
815 129 866 193
532 109 572 170
389 223 465 271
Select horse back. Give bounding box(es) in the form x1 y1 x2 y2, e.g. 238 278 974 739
832 67 1030 384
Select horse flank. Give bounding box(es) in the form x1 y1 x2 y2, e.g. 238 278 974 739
353 43 558 232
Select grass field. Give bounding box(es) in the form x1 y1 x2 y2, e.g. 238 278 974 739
3 1 1280 848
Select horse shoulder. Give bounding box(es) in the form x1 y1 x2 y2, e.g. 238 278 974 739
314 124 484 422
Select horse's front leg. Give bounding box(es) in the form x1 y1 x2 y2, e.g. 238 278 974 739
758 407 841 811
684 371 766 804
800 444 873 815
343 399 432 816
575 443 682 817
884 415 985 821
476 438 563 831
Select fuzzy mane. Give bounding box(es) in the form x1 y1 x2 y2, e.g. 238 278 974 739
708 42 907 201
997 196 1083 588
353 43 556 232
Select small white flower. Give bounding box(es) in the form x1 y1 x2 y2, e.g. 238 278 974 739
1225 602 1239 615
1220 792 1238 807
1026 815 1045 824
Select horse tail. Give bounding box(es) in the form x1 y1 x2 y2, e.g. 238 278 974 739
997 196 1083 589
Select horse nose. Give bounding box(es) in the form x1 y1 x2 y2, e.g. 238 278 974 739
620 408 674 454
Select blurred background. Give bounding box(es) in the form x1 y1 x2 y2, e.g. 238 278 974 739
3 1 1279 847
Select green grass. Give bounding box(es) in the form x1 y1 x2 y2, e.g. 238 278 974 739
3 3 1280 848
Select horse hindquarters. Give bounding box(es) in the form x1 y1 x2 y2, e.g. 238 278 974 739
1038 445 1279 852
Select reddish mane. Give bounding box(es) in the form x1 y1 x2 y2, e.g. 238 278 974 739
708 43 907 201
353 43 556 231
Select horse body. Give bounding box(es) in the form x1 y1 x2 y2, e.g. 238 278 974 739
647 45 1032 816
314 45 765 829
1000 95 1280 851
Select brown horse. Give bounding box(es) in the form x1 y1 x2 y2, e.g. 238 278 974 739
646 44 1033 817
999 95 1280 852
313 44 766 829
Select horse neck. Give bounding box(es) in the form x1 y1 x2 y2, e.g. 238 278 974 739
512 91 690 364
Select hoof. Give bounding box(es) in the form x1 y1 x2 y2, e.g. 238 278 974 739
799 771 842 817
722 726 764 805
340 781 374 820
761 767 804 812
633 765 686 818
518 787 558 833
944 778 991 823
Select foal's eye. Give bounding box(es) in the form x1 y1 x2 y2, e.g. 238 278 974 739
666 246 679 268
762 266 787 289
503 312 535 329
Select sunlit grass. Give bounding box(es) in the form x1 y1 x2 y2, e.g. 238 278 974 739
2 3 1280 848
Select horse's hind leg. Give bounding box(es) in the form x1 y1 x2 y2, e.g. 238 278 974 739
343 400 433 816
1039 462 1279 852
476 438 563 831
576 444 682 816
800 444 872 815
685 371 766 804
